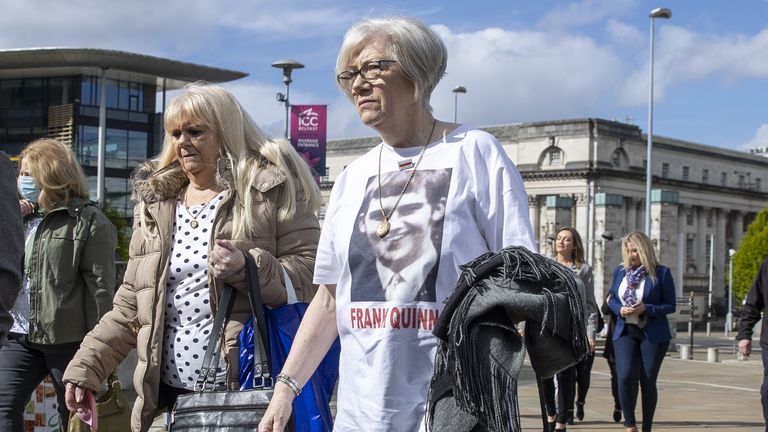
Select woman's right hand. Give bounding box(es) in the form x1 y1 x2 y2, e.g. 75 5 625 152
19 199 35 217
258 385 296 432
64 382 92 413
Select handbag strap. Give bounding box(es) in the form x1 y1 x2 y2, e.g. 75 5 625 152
242 253 273 388
194 252 272 391
195 283 236 391
106 372 122 391
282 266 298 304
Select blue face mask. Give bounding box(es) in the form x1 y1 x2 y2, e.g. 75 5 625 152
18 175 41 203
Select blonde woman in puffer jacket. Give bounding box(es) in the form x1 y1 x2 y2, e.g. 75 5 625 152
62 83 322 432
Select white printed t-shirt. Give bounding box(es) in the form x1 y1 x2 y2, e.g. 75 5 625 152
314 124 536 431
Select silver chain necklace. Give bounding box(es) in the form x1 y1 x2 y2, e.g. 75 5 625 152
375 119 437 239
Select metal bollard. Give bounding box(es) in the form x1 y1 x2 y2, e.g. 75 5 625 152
680 344 691 360
707 347 719 362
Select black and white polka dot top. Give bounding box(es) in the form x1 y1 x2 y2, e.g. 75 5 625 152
161 192 226 389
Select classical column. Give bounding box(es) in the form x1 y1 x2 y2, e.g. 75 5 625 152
678 204 688 235
574 193 589 254
632 197 644 234
715 208 727 300
695 206 707 273
625 198 635 233
731 211 744 248
528 195 541 252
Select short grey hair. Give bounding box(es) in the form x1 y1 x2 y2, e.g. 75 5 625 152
336 17 447 112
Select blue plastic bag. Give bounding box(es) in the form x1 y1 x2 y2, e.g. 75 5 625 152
239 303 340 432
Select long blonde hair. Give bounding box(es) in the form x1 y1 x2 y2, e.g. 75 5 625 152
621 231 658 282
152 83 321 239
20 138 89 211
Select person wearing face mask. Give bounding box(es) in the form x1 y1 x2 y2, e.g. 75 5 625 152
0 139 118 432
0 152 23 348
18 172 41 220
608 231 676 432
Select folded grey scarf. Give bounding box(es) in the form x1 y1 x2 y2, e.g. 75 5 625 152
427 246 588 432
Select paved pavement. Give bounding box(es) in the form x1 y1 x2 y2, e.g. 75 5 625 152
137 331 765 431
517 352 763 431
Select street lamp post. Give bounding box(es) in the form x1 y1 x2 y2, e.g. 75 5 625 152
644 7 672 235
272 59 304 139
452 86 466 123
726 248 736 337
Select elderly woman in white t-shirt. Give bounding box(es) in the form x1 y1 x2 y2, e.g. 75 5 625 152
260 16 535 432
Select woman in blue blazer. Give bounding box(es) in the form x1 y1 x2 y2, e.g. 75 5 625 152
608 231 676 432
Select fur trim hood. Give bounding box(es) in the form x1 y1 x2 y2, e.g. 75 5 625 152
131 160 187 204
130 158 288 205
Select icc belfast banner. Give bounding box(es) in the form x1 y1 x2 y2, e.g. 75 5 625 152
290 105 327 178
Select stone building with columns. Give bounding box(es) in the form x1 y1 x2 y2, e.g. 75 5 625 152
320 118 768 319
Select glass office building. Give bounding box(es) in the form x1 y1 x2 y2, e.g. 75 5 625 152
0 48 246 217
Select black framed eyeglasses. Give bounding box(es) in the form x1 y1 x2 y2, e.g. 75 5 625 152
336 60 397 90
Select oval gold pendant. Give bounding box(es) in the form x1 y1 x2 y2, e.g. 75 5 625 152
376 219 390 239
190 220 199 229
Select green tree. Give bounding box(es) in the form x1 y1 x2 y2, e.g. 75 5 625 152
733 208 768 301
102 205 129 261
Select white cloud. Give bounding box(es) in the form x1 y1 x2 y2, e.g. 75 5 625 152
619 26 768 105
741 124 768 151
218 2 359 40
428 24 624 126
0 0 220 55
219 81 287 136
606 19 644 46
0 0 358 55
296 23 628 138
538 0 638 31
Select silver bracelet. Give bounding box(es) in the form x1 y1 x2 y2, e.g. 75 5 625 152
276 373 301 397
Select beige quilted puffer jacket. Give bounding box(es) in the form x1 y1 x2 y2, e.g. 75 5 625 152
63 161 320 431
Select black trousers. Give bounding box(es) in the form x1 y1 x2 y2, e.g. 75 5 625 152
542 366 575 424
0 333 80 432
574 351 595 404
159 382 194 410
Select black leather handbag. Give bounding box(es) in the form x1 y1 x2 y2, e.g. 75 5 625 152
169 254 295 431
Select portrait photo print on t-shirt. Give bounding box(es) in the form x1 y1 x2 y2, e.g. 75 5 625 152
349 168 452 303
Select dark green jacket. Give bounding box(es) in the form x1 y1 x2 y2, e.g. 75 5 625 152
25 197 117 344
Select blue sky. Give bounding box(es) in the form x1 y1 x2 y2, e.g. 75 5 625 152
3 0 767 150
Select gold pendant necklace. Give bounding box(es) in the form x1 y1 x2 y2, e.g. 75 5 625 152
181 188 218 229
376 119 437 239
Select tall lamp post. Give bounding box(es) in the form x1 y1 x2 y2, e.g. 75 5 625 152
644 7 672 235
726 248 736 337
272 59 304 139
452 86 466 123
